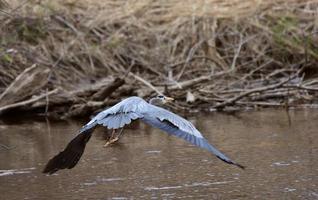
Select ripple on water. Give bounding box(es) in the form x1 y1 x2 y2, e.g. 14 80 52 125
271 162 290 167
82 177 125 187
144 180 235 191
0 167 35 176
284 188 296 192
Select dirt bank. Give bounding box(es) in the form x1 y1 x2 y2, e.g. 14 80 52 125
0 0 318 118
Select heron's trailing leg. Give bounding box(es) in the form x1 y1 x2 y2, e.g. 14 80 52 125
117 128 124 138
103 129 115 147
103 128 124 147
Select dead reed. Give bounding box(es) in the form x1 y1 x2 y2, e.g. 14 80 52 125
0 0 317 118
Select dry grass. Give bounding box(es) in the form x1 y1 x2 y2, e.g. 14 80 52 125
0 0 318 116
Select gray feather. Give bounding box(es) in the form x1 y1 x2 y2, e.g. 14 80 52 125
141 117 243 168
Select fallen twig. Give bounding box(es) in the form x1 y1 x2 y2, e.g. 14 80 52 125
168 70 233 90
90 78 125 101
283 84 318 92
0 89 58 115
214 76 296 110
129 72 163 95
0 64 50 107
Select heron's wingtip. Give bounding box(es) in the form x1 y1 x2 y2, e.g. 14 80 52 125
42 130 93 175
234 162 246 170
42 164 58 175
216 155 245 170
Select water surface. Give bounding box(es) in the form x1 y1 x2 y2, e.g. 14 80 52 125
0 110 317 199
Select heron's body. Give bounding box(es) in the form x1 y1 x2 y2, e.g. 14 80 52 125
43 96 244 174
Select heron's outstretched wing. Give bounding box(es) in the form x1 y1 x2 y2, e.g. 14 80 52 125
141 105 244 169
43 97 146 174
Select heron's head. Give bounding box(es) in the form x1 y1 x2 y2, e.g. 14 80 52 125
149 95 174 105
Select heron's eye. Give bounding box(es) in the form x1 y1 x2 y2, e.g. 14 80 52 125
157 95 164 99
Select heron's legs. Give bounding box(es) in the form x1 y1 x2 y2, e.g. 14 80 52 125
116 128 124 139
103 128 124 147
104 130 115 147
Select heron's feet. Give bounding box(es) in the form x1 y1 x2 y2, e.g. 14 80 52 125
103 128 124 147
103 137 119 147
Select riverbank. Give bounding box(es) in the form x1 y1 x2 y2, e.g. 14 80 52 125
0 0 317 118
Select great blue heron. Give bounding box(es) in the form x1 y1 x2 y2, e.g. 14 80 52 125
43 96 244 174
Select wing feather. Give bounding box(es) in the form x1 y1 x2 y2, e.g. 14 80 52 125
95 112 142 129
142 106 244 169
80 97 145 132
144 104 203 138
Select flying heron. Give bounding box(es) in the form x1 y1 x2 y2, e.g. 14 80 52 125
43 96 244 174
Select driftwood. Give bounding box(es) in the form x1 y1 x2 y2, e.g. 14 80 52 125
168 70 233 90
23 77 117 111
129 72 163 96
214 76 296 110
0 64 50 107
64 78 125 118
0 89 58 115
90 78 125 101
71 77 116 98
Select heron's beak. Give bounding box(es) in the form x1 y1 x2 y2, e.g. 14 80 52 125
165 96 174 102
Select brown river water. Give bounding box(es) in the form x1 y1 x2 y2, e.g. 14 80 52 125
0 110 317 199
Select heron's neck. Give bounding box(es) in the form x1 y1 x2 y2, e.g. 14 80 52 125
149 98 162 106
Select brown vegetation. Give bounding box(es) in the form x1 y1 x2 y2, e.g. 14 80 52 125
0 0 318 118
